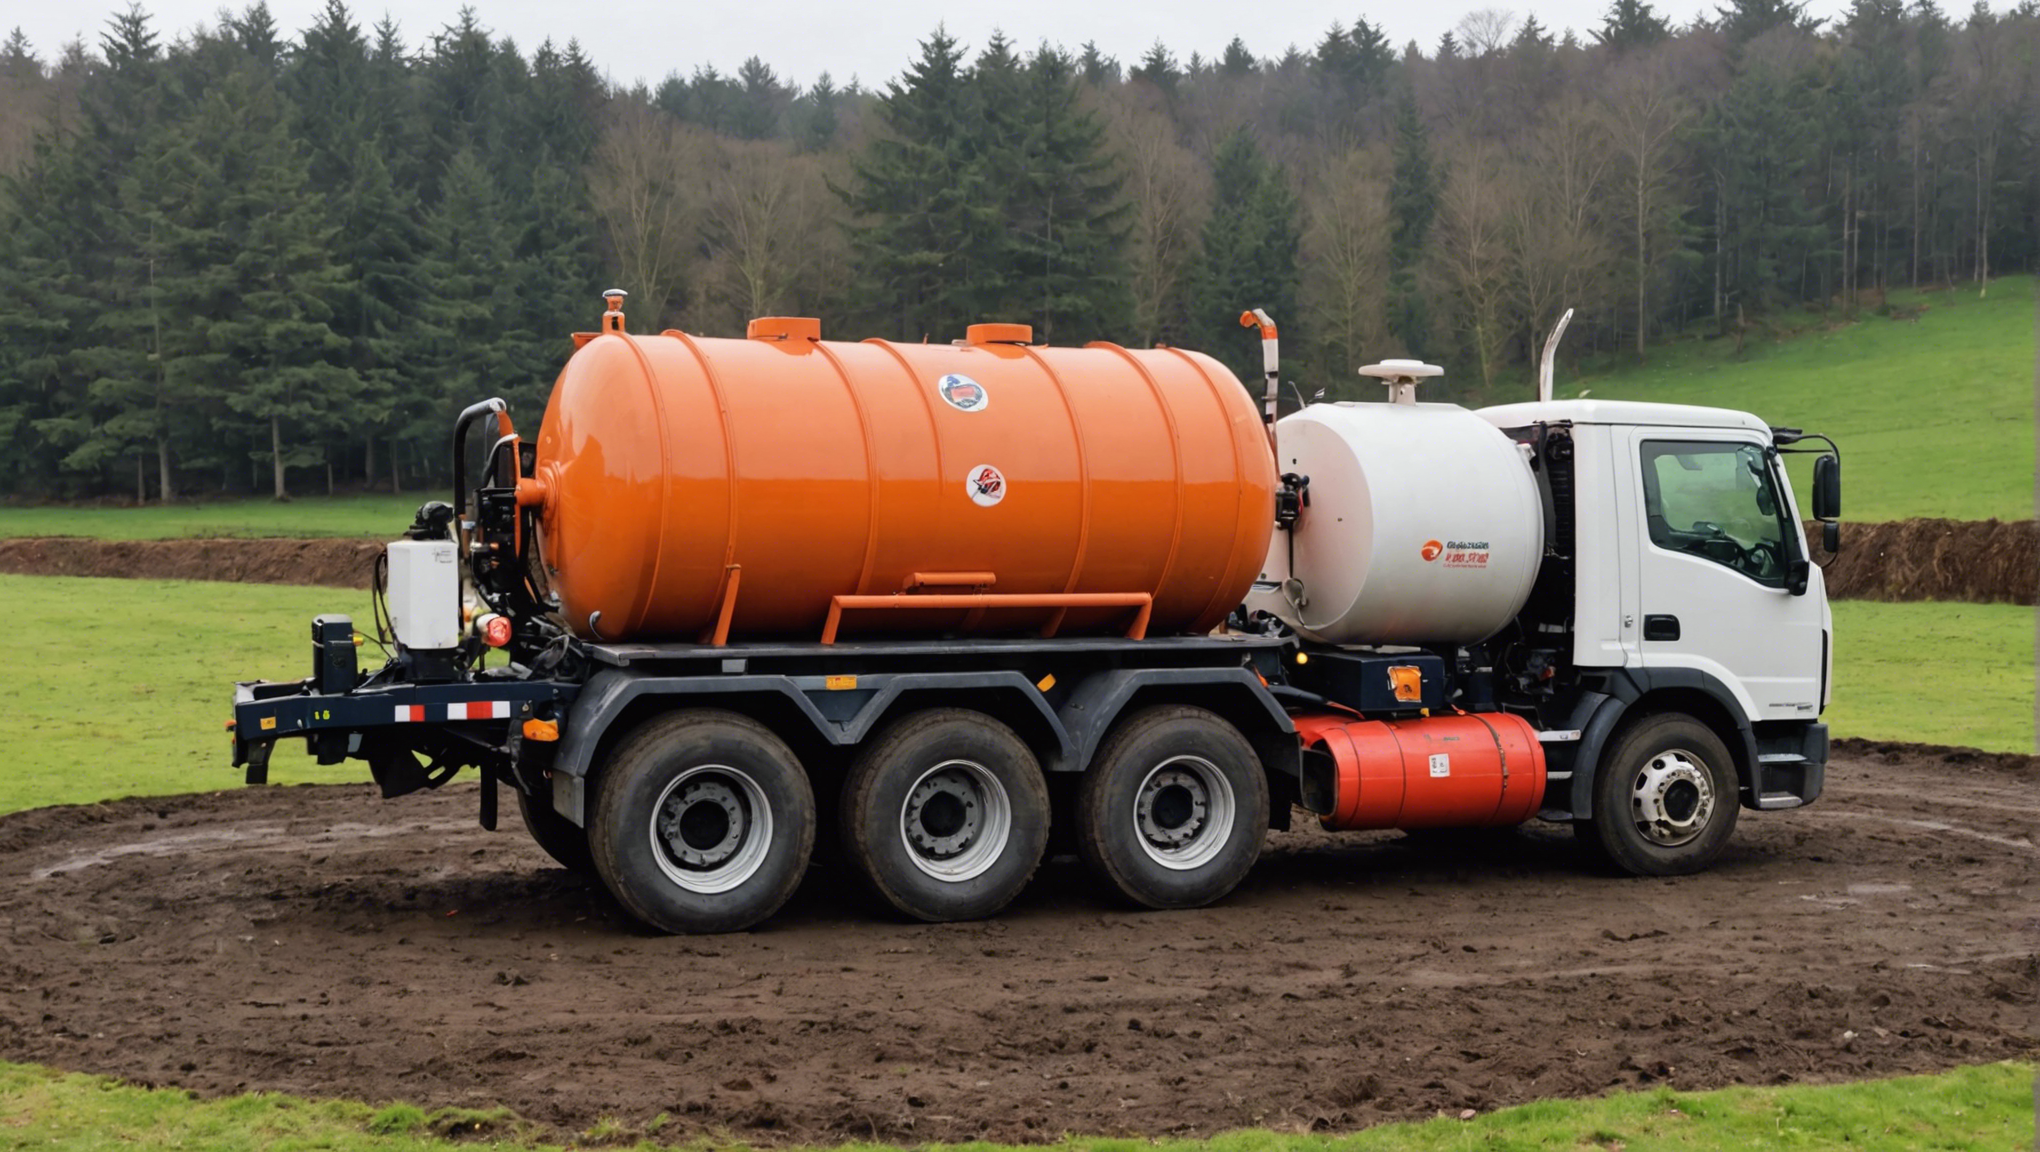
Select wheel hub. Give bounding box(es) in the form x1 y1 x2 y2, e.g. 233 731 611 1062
1138 769 1209 846
660 779 746 867
904 769 982 858
1630 750 1715 848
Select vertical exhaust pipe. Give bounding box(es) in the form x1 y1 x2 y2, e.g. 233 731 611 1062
1239 309 1280 457
1538 307 1574 404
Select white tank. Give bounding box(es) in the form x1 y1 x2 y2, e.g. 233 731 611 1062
1245 401 1543 645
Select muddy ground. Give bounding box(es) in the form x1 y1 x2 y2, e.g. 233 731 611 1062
0 739 2032 1143
3 516 2036 603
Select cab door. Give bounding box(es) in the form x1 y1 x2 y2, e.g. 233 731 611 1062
1626 430 1825 723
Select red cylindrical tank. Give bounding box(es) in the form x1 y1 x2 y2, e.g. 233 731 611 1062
528 318 1277 643
1292 712 1546 830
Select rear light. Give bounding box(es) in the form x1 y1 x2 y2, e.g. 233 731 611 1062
477 613 513 648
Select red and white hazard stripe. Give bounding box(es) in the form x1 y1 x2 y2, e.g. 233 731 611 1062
392 701 512 723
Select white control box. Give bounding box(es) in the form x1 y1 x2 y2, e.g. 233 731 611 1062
386 538 460 650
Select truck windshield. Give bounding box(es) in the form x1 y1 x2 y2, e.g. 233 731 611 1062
1639 440 1792 587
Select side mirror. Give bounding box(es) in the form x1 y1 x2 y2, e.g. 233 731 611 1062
1811 454 1841 521
1823 520 1840 555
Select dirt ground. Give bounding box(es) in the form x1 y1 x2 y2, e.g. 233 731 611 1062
4 518 2036 603
0 738 2032 1144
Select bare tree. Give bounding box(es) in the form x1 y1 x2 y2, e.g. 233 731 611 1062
587 97 714 327
1597 50 1689 357
1458 9 1519 57
1102 85 1210 346
1433 137 1516 390
693 138 847 334
1301 146 1393 389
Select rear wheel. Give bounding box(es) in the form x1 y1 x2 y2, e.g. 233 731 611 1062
516 785 593 874
839 709 1050 922
1583 713 1738 876
1077 707 1268 909
587 710 815 934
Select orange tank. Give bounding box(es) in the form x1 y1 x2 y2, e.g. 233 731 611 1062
1291 712 1547 830
526 316 1277 643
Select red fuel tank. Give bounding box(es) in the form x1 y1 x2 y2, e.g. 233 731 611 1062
527 317 1277 643
1292 712 1546 830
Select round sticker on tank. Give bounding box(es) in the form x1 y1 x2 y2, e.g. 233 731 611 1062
965 464 1007 507
938 373 989 412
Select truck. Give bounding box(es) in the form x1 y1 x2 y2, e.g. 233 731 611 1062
229 294 1843 934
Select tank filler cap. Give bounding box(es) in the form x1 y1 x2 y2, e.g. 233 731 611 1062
1358 359 1443 405
965 322 1033 346
747 316 822 343
601 289 627 335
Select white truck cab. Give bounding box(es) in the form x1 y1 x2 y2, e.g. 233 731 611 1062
1479 400 1832 726
1472 399 1836 868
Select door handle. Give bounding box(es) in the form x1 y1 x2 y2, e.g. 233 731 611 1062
1644 614 1681 641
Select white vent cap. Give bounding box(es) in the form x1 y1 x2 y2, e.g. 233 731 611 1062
1357 360 1444 381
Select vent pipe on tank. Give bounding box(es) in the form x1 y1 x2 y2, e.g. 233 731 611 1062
1357 359 1443 404
1238 309 1280 457
601 288 627 335
1537 307 1574 403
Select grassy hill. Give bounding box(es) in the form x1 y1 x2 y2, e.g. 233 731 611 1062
1563 275 2034 523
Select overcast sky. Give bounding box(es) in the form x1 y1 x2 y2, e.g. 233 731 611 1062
3 0 2000 90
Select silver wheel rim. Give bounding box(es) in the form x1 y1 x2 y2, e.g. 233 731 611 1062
898 759 1012 882
1133 755 1236 871
649 765 773 894
1629 749 1716 848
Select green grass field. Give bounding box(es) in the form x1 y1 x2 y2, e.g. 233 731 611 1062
2 575 2028 819
0 493 418 540
0 1059 2029 1151
1571 275 2035 522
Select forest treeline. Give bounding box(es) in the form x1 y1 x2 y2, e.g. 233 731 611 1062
0 0 2034 499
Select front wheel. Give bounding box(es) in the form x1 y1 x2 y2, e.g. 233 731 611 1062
1582 713 1738 876
1076 706 1268 909
587 710 815 934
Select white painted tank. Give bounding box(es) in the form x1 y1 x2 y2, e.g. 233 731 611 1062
1245 401 1543 645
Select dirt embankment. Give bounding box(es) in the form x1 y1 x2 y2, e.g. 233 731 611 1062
1819 518 2035 605
0 537 379 589
0 741 2031 1145
0 517 2034 604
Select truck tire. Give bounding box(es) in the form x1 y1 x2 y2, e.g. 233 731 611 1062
1076 706 1269 909
839 709 1050 922
587 710 815 934
516 786 593 874
1583 713 1738 876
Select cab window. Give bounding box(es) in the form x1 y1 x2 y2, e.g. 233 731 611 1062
1640 440 1791 587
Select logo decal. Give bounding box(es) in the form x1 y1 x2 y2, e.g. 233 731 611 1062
1441 540 1491 569
966 464 1006 507
938 373 988 412
1421 539 1445 562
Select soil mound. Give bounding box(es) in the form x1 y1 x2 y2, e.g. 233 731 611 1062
0 743 2030 1145
1820 518 2035 604
0 537 378 589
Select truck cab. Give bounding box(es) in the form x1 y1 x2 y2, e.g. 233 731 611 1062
1477 400 1834 860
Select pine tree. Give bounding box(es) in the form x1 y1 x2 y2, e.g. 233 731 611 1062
993 47 1131 343
1220 37 1256 77
1388 96 1437 355
1131 42 1182 94
1594 0 1674 50
838 29 999 341
174 38 356 499
1194 129 1301 380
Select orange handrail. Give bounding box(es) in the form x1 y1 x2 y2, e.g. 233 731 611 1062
821 592 1152 645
